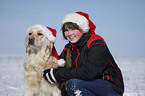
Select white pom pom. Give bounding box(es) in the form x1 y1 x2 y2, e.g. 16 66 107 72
58 59 65 67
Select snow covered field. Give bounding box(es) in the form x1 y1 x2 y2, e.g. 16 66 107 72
0 55 145 96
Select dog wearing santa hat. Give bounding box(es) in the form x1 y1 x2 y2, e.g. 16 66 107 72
24 24 65 96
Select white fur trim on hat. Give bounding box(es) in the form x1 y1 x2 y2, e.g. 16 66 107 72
58 59 65 67
62 13 89 32
27 24 56 43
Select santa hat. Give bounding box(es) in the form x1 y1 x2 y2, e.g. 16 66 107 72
52 46 65 67
27 24 65 67
62 11 96 34
27 24 56 43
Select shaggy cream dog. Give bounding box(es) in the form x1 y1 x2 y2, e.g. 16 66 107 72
24 24 64 96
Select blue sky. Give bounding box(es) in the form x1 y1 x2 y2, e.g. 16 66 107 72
0 0 145 57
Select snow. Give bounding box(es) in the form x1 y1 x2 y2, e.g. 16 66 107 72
74 90 82 96
0 55 145 96
116 58 145 96
0 55 25 96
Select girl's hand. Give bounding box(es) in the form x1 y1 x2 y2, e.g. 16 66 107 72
43 68 57 84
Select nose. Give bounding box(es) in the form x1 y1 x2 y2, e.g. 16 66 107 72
28 37 35 45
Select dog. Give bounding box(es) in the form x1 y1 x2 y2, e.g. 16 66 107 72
24 24 65 96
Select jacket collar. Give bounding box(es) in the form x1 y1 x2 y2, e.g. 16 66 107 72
69 32 90 51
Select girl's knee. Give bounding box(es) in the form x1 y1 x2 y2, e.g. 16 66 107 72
66 79 81 95
66 79 80 89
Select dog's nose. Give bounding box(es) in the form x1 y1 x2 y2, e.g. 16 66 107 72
28 37 35 45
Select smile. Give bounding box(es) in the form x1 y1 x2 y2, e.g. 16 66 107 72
69 35 75 40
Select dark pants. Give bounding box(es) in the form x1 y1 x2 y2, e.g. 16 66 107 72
66 79 120 96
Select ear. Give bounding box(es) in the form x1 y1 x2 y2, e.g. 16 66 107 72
25 36 30 54
44 40 54 55
50 42 54 52
25 36 28 52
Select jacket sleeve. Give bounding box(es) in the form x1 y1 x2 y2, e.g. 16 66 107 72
54 44 108 83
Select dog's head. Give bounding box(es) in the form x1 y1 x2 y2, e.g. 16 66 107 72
25 24 56 55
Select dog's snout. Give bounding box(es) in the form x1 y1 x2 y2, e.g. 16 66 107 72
28 37 35 45
29 37 35 41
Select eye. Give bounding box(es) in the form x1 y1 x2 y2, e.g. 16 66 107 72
37 33 43 36
72 29 76 30
65 29 68 31
29 33 32 35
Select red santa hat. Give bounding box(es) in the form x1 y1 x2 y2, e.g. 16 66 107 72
52 46 65 67
27 24 65 67
62 11 96 34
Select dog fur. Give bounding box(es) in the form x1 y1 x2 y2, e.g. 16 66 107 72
24 27 61 96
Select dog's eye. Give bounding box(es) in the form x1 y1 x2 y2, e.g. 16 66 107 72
29 33 32 35
38 33 43 36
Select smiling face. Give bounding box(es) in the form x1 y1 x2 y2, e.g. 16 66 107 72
62 22 85 43
64 29 84 43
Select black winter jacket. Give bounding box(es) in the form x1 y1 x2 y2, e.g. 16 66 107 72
54 32 124 95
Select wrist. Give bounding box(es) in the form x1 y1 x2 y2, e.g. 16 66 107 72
43 68 57 84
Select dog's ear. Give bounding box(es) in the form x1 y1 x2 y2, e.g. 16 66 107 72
50 43 54 52
44 40 54 55
25 36 28 51
25 36 30 54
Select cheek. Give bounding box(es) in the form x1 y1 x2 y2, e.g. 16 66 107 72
64 32 68 37
74 31 83 38
77 33 83 38
33 35 43 44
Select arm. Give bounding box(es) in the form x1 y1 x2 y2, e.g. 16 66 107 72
54 44 108 83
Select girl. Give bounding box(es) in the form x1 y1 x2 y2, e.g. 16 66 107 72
43 12 124 96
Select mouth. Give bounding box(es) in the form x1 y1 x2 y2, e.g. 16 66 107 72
28 36 35 45
28 40 34 45
28 39 36 48
28 43 37 50
28 43 36 47
28 40 35 45
69 35 76 40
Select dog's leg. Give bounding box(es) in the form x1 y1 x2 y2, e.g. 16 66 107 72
40 78 61 96
24 71 41 96
24 78 35 96
40 78 51 96
24 79 41 96
51 87 61 96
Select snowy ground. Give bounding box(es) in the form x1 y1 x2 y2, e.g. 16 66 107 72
0 55 145 96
